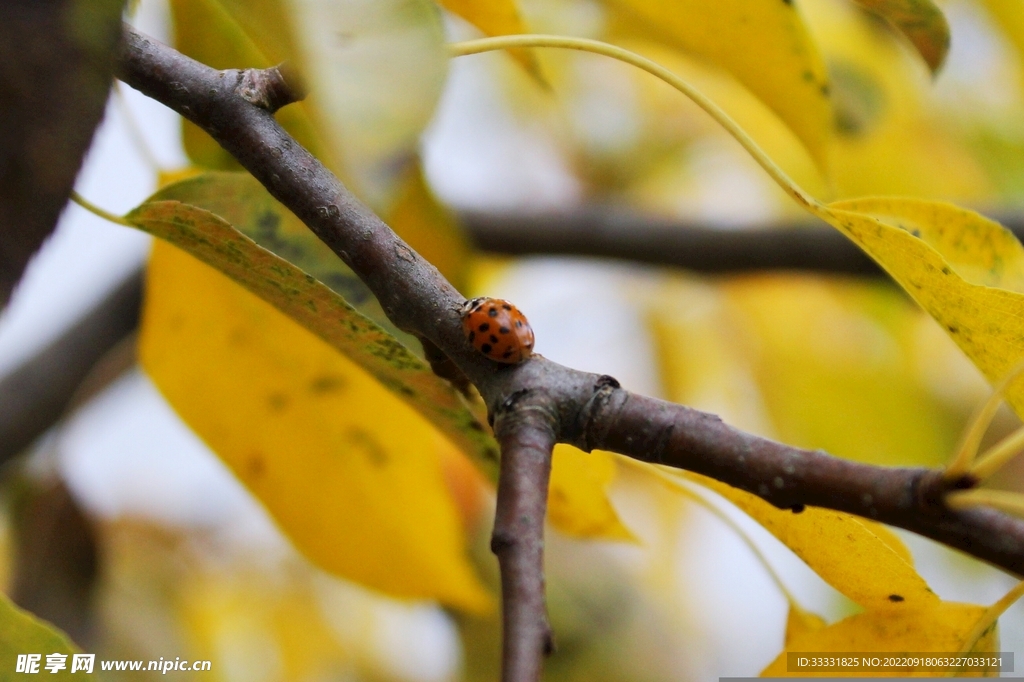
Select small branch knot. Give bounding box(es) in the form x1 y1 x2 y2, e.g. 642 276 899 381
236 63 306 113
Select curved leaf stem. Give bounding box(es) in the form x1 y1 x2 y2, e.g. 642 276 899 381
954 579 1024 662
945 360 1024 481
448 35 819 211
945 489 1024 516
971 425 1024 481
69 191 135 228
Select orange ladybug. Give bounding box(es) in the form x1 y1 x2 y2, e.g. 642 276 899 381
460 297 535 363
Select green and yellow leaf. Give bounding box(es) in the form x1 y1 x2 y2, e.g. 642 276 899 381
126 197 496 474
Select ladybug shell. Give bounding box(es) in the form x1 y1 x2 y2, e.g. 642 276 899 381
460 297 535 363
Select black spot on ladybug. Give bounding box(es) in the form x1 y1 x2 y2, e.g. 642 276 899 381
481 343 492 354
502 303 511 310
468 331 475 342
791 504 805 514
515 320 522 328
489 335 498 344
499 326 510 334
478 322 490 332
488 308 498 317
503 349 514 358
888 594 904 602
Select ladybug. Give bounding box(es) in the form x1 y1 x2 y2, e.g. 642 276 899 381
460 297 535 363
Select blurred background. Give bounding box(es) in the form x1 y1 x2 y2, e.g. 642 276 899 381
2 0 1024 679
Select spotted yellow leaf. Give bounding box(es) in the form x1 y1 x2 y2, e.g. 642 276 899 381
139 240 491 612
816 198 1024 416
762 601 998 677
681 472 935 611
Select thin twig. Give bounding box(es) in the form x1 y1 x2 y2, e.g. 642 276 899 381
491 391 557 682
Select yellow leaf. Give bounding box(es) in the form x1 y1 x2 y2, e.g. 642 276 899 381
721 276 959 467
762 601 998 677
785 605 827 645
140 240 491 612
0 592 84 678
798 0 990 201
849 0 950 74
681 472 936 611
547 446 635 541
436 0 545 84
983 0 1024 94
817 198 1024 415
127 184 496 472
602 0 832 168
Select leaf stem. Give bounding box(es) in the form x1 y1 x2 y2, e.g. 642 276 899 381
945 489 1024 516
954 579 1024 662
971 424 1024 480
448 35 819 211
945 359 1024 481
69 191 135 228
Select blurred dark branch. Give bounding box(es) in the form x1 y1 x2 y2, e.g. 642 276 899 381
0 0 125 308
464 209 1024 275
0 269 143 464
108 24 1024 679
491 392 557 682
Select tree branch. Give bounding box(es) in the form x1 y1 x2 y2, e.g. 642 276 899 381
464 210 880 275
491 390 557 682
463 209 1024 276
0 268 143 464
113 25 1024 678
